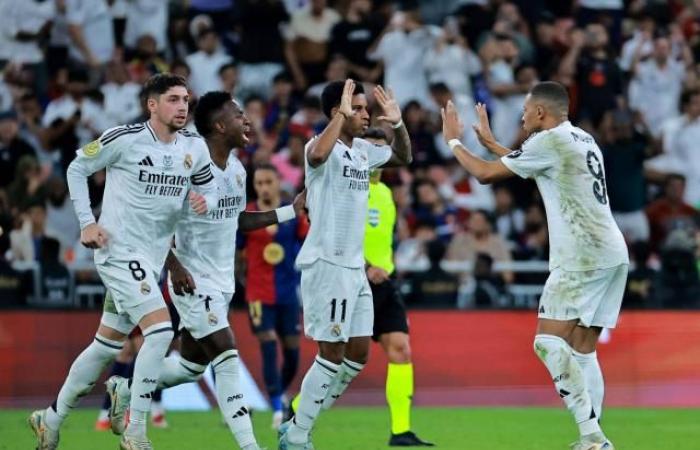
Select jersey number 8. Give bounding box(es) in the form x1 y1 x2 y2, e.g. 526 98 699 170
128 260 147 281
586 150 608 205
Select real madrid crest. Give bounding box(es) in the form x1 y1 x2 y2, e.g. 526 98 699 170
184 153 193 169
208 312 218 326
235 174 244 188
331 324 342 337
140 281 151 295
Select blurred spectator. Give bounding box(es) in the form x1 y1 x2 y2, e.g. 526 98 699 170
124 2 168 53
577 0 625 46
656 228 700 308
232 0 289 98
283 0 341 91
307 55 350 98
402 100 443 169
39 236 71 305
492 2 534 62
367 8 437 107
424 17 482 101
101 61 142 125
271 131 306 195
472 252 510 308
127 34 170 84
492 183 525 247
561 23 622 127
405 238 459 308
9 200 49 262
619 11 656 73
189 0 234 35
44 177 80 257
624 241 656 308
646 174 699 251
629 32 692 138
513 203 549 262
264 72 299 149
0 229 28 307
42 68 114 156
532 11 559 79
65 0 115 70
6 156 44 213
446 209 513 284
410 178 457 241
219 62 239 98
429 164 495 215
289 95 325 136
16 93 51 162
329 0 383 81
185 28 232 97
395 220 436 271
600 107 653 242
0 111 36 190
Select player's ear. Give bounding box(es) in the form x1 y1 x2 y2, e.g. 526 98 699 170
146 97 157 113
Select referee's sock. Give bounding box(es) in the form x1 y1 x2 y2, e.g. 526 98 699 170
321 358 365 410
386 362 413 434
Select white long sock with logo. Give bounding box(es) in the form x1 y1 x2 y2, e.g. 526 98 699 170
127 322 173 437
213 349 258 448
573 349 605 420
322 358 364 410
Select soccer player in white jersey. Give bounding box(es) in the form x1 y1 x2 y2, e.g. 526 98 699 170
104 91 305 450
279 79 412 450
29 74 218 450
441 81 628 450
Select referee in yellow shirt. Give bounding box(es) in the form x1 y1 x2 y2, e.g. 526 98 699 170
364 128 434 447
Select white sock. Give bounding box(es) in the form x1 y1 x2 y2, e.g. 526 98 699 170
212 349 258 448
573 349 604 420
127 322 173 437
157 356 206 388
287 356 339 444
533 334 601 437
322 358 364 410
45 335 123 430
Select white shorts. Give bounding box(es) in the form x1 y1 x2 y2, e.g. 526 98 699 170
169 283 232 340
538 264 629 329
300 260 373 342
97 256 166 334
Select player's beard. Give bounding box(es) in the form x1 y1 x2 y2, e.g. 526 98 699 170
167 119 186 132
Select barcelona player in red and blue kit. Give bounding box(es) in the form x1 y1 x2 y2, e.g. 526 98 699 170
238 163 309 429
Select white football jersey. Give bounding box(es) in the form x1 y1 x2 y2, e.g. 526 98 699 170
296 137 392 269
501 121 629 271
174 153 247 292
67 122 216 272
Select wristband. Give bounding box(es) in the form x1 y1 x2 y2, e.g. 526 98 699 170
391 119 404 129
275 205 295 223
448 139 463 151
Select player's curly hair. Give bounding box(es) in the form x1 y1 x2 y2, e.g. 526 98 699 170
321 80 364 119
193 91 232 138
141 73 188 99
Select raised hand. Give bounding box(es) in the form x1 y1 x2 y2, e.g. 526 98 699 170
374 85 402 125
441 100 464 142
338 79 355 119
472 102 496 147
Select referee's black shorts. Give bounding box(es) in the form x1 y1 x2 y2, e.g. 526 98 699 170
370 277 409 341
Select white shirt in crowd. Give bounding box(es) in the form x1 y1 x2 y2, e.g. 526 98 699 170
368 27 439 108
124 0 169 52
175 153 247 293
42 95 116 147
296 137 392 269
285 5 341 43
424 43 482 99
185 50 232 97
46 198 81 254
0 0 55 64
101 82 143 125
500 121 629 271
629 58 685 137
489 60 527 148
66 123 217 270
66 0 115 64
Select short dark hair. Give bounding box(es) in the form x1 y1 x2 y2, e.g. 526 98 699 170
254 163 279 175
429 82 451 95
321 80 364 119
218 62 238 76
681 88 700 108
530 81 569 116
666 173 686 185
194 91 232 138
142 73 188 100
363 127 388 143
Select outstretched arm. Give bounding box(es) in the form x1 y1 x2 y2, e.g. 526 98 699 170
238 190 306 231
442 100 514 184
374 85 412 167
306 79 355 168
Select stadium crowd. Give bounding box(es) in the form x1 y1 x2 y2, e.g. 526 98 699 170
1 0 699 310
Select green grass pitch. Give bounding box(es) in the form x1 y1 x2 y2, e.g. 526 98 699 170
1 407 697 449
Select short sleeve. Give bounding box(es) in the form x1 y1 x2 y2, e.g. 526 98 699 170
65 0 86 25
72 125 132 172
500 132 557 179
354 138 392 169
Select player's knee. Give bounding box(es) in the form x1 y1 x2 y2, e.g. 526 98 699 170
389 342 411 364
533 334 567 362
212 349 240 376
142 322 174 350
318 345 345 365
